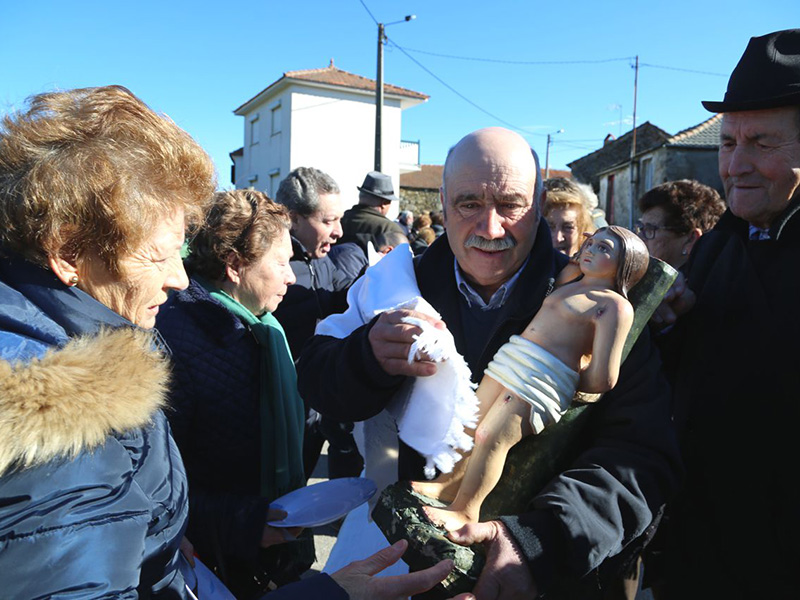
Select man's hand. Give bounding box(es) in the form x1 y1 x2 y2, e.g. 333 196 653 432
331 539 455 600
449 520 537 600
261 508 303 548
368 309 445 377
650 271 696 330
179 536 195 568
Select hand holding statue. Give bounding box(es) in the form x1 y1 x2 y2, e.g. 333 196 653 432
650 270 695 330
449 521 537 600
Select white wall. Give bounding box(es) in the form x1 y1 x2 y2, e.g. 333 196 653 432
288 88 402 214
236 83 405 219
236 89 292 196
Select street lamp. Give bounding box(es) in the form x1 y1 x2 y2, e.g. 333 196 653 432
375 14 415 172
544 129 564 180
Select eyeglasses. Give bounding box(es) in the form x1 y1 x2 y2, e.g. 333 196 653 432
633 221 681 240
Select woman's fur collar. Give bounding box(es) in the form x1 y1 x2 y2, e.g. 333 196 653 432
0 328 170 475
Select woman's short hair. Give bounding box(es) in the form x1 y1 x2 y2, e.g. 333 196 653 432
638 180 725 234
543 178 595 239
186 189 290 282
0 85 216 272
413 213 432 230
416 226 436 245
596 225 649 299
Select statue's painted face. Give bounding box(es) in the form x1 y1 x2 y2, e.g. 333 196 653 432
578 229 621 280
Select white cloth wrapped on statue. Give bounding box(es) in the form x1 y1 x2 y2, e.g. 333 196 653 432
484 335 578 434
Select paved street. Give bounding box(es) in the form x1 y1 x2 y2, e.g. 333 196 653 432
305 443 337 578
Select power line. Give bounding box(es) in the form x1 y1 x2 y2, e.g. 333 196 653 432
387 37 547 138
397 43 728 77
401 46 634 66
639 62 728 77
357 0 378 25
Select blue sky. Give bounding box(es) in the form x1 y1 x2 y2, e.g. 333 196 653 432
1 1 795 187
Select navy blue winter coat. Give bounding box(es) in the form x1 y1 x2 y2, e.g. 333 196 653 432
0 256 191 599
156 278 315 598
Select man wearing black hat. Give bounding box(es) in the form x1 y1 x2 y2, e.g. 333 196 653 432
340 171 408 256
651 29 800 599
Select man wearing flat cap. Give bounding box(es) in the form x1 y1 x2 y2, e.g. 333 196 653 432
340 171 408 257
651 29 800 599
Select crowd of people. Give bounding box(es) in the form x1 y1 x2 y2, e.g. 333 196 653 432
1 27 799 600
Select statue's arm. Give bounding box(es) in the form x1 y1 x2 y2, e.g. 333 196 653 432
579 297 633 393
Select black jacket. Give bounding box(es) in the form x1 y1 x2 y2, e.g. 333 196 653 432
297 221 681 597
340 204 407 255
655 203 800 599
273 237 352 358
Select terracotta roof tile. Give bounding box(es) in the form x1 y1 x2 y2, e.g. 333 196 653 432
400 165 443 189
545 168 572 180
285 63 428 100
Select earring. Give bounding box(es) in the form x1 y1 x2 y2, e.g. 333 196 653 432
68 275 79 286
681 249 688 256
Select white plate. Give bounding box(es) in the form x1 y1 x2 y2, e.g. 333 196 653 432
267 477 377 528
184 558 236 600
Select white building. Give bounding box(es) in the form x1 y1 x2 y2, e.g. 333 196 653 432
231 61 428 212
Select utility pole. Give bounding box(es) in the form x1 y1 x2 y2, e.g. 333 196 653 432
545 129 564 179
374 15 415 172
374 23 385 172
628 55 639 229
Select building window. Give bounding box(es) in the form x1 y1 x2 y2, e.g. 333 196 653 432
606 174 615 224
269 170 281 196
271 104 282 135
249 115 260 145
640 157 653 195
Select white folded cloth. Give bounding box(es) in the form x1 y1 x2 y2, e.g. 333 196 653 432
316 244 479 496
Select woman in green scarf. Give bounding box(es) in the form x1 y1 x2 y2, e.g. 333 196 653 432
157 189 311 599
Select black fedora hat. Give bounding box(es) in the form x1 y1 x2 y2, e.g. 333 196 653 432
703 29 800 112
357 171 399 202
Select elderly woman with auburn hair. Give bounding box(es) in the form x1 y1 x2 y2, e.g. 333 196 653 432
0 86 215 597
0 86 456 600
156 189 312 598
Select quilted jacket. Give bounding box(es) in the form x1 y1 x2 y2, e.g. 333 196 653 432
0 255 190 599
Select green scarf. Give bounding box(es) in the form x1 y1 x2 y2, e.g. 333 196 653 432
200 279 306 500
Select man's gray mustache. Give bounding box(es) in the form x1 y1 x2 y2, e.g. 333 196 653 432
464 235 516 251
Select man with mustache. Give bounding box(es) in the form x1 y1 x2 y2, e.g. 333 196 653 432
297 127 680 599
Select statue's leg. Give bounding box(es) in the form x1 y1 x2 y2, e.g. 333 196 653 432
423 391 533 531
411 374 509 502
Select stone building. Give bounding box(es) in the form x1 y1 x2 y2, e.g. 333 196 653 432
568 116 723 227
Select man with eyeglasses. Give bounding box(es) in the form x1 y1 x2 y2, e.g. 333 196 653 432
650 30 800 599
634 180 725 269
